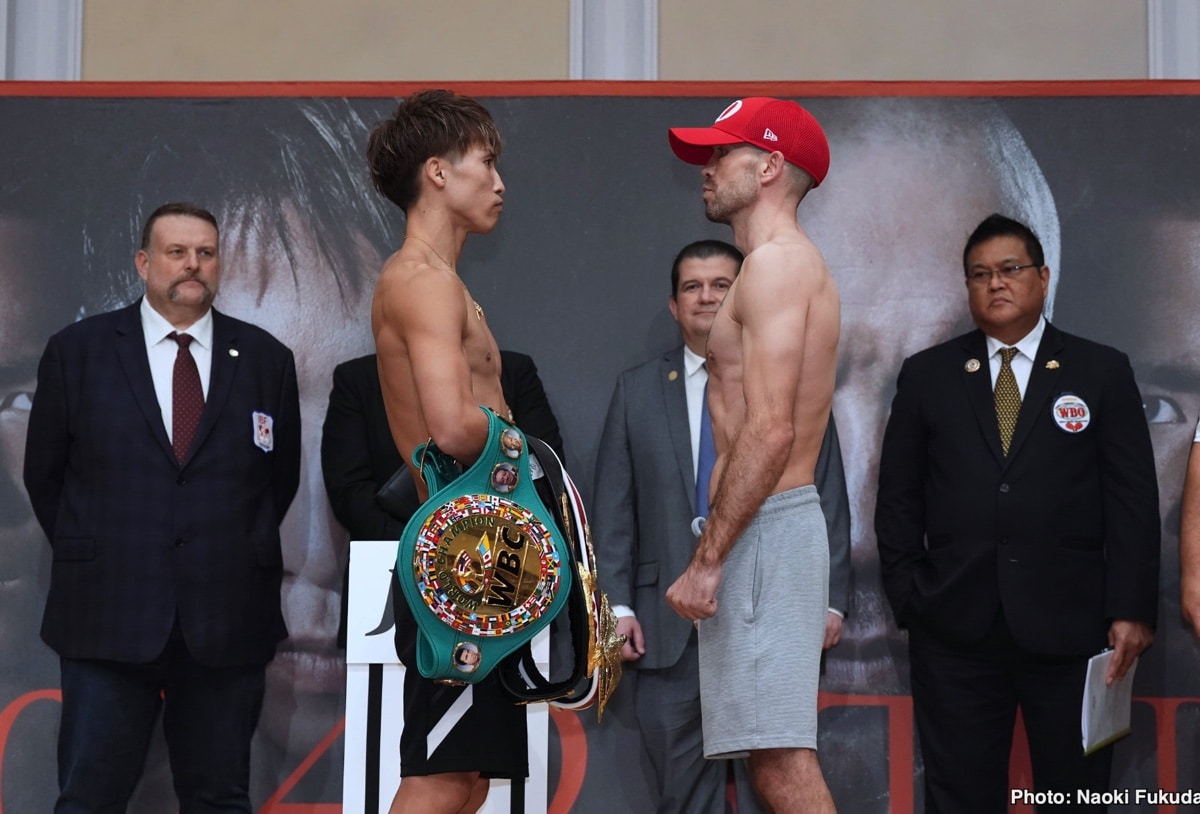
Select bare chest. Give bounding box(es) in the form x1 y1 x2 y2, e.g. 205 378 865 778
705 296 742 384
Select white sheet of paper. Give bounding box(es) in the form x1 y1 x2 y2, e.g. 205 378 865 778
1081 649 1137 755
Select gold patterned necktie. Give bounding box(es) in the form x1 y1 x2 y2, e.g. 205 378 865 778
995 346 1021 456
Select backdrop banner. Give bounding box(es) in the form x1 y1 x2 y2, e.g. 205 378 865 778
0 83 1197 813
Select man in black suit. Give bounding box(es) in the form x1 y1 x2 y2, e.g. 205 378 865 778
320 349 564 640
875 213 1159 812
24 202 301 813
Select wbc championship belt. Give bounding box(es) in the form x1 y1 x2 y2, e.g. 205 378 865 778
396 407 626 718
396 408 572 686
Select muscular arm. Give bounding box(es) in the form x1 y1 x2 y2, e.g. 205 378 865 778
375 269 490 465
1180 441 1200 639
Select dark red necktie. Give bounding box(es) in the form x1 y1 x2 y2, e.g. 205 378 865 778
170 332 204 465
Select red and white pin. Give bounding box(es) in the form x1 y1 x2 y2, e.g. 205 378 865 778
253 411 274 452
1052 394 1090 433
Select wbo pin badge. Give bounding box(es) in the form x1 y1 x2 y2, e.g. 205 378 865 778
253 411 274 452
1052 394 1090 433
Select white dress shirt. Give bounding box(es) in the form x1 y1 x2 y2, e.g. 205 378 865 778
985 316 1046 398
683 345 708 480
140 298 214 444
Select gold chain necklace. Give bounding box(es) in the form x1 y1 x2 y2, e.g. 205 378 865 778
404 234 454 270
404 234 484 321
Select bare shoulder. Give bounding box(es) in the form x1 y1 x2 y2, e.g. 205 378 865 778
734 235 834 314
745 234 828 281
374 252 465 324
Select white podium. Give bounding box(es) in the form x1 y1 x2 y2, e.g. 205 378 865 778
342 540 549 813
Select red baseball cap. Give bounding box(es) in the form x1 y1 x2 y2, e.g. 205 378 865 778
668 97 830 186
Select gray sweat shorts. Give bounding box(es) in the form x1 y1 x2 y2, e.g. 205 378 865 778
698 484 829 758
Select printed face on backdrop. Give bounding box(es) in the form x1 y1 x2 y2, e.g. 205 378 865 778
0 216 79 812
1089 214 1200 697
796 99 1060 695
0 218 72 684
215 203 381 796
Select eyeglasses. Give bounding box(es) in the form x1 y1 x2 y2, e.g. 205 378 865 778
966 263 1040 286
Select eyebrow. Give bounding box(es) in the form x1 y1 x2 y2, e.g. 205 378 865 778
1130 360 1200 393
968 257 1025 269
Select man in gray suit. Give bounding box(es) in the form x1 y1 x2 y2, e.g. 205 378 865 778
593 239 850 813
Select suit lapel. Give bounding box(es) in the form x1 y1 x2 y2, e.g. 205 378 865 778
961 330 1006 465
114 301 177 467
184 309 239 468
1003 322 1065 465
660 347 696 514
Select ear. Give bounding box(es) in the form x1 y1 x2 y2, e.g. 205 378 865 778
759 150 788 184
667 295 680 323
135 249 150 282
424 156 448 189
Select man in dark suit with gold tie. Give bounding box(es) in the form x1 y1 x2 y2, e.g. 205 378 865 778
875 213 1159 812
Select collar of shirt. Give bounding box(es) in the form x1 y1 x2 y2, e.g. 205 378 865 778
683 345 706 378
985 316 1045 397
985 315 1045 365
139 297 214 351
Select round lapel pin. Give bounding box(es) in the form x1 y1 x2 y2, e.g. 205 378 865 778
1052 394 1090 433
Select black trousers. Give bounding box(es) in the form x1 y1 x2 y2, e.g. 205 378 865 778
55 627 265 814
909 613 1111 814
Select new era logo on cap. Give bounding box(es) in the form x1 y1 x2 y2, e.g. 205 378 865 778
667 96 830 186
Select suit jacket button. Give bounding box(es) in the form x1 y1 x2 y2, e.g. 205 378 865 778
999 483 1010 493
175 538 185 548
176 477 187 486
